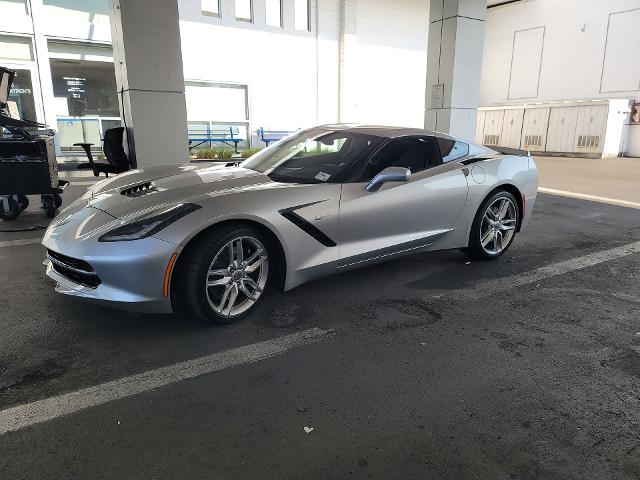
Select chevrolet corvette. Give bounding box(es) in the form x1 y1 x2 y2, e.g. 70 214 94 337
43 125 538 323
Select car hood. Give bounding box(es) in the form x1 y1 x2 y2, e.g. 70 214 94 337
84 163 275 219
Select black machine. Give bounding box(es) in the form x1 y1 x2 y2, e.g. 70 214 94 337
0 66 68 220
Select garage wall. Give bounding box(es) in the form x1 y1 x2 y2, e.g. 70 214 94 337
480 0 640 105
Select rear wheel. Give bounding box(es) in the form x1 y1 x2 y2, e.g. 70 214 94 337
465 190 519 260
178 225 271 324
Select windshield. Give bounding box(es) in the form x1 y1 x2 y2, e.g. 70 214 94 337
242 128 380 183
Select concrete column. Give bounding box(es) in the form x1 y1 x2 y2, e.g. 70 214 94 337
425 0 486 140
338 0 358 122
108 0 188 168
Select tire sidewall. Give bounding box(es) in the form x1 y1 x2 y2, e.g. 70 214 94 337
468 190 519 260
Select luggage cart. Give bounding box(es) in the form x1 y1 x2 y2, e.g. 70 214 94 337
0 67 67 221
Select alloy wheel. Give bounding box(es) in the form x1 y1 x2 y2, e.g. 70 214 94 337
205 236 269 317
479 196 517 255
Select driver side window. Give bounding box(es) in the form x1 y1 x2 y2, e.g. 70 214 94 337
362 136 441 181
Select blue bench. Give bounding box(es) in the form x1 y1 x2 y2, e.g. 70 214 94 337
255 127 297 146
188 126 242 153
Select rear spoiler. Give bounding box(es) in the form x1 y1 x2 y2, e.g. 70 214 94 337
488 145 530 157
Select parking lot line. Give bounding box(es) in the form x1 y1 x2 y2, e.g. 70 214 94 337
452 240 640 300
0 327 332 436
539 187 640 210
0 238 42 248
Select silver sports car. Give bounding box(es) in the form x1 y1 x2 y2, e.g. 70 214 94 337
43 125 538 323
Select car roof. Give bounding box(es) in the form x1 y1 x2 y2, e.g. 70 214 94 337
316 123 458 141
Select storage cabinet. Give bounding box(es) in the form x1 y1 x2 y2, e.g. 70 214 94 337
520 108 549 152
500 108 524 149
482 110 504 147
476 99 630 158
546 107 579 153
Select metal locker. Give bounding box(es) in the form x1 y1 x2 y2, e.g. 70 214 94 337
520 108 550 152
482 110 505 147
546 107 579 153
574 105 608 154
500 109 524 149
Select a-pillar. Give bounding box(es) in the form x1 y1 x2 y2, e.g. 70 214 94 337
108 0 188 167
425 0 486 141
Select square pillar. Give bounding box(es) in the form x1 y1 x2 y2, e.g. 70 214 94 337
425 0 486 141
109 0 188 168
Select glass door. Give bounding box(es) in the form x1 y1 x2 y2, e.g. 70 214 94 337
3 63 44 124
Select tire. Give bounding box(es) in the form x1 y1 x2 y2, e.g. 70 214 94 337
465 190 520 260
177 225 272 324
0 197 21 221
42 196 57 218
53 193 63 208
17 195 29 211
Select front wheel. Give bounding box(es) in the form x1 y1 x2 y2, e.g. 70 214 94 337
465 190 519 260
178 225 271 324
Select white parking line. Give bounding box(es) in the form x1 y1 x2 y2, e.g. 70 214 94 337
0 238 42 248
452 240 640 300
539 187 640 210
0 327 332 436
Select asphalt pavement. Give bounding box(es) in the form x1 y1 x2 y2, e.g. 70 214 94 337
1 171 640 479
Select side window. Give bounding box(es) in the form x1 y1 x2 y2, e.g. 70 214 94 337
437 138 469 162
362 137 441 180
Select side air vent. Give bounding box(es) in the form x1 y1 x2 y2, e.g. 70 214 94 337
483 134 500 146
576 135 600 148
120 182 156 197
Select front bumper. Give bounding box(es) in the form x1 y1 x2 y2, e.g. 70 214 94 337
43 213 178 314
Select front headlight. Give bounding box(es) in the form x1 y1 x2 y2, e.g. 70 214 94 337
98 203 201 242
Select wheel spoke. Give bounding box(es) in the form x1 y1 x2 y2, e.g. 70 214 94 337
497 199 510 220
245 254 267 273
243 277 263 293
207 277 230 287
216 284 232 313
235 238 244 264
495 230 503 251
219 283 239 315
208 268 229 277
239 282 259 301
481 228 494 247
486 208 497 221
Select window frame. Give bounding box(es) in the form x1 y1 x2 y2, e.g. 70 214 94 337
294 0 311 32
265 0 283 28
437 137 470 163
201 0 221 17
235 0 254 23
356 135 444 183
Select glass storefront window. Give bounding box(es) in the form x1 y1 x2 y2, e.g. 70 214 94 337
50 59 119 117
8 68 37 121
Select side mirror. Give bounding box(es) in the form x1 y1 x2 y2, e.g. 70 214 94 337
366 166 411 192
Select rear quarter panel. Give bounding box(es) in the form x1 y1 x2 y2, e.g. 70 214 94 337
434 155 536 250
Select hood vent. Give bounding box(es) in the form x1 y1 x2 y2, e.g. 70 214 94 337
120 182 157 197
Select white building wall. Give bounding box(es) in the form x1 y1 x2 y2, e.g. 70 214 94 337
179 0 429 133
480 0 640 105
1 0 432 144
349 0 429 127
